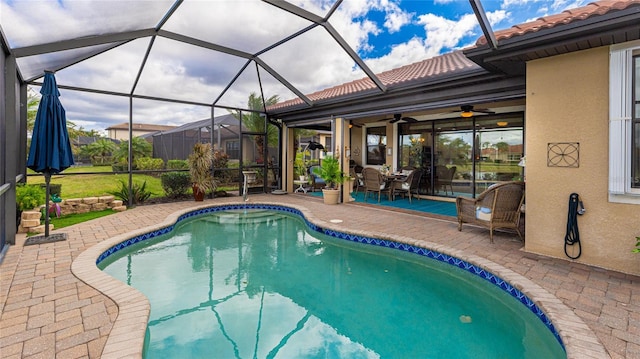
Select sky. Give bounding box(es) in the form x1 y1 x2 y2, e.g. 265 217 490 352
1 0 589 134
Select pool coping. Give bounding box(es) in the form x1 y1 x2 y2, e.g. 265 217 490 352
71 201 608 359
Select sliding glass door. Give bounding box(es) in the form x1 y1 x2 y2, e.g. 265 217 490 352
397 114 524 198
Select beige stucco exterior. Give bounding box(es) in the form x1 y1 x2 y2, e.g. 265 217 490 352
525 46 640 275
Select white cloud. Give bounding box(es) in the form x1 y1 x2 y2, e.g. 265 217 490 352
380 1 413 34
8 0 556 131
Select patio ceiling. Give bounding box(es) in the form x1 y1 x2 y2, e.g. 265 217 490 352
1 0 498 129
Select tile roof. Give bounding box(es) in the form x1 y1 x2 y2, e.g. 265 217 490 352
269 50 480 110
105 123 177 131
476 0 640 46
271 0 639 112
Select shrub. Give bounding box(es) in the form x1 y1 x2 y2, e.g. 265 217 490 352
135 157 165 171
213 150 230 183
38 183 62 197
161 172 191 198
109 179 152 206
16 184 45 211
112 161 130 172
167 160 188 170
90 156 113 166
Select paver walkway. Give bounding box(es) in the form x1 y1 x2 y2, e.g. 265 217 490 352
1 194 638 358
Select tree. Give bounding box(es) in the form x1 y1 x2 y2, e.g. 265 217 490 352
114 137 152 164
26 88 39 133
81 139 117 165
230 92 279 164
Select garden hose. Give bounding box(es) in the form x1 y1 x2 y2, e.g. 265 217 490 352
564 193 585 259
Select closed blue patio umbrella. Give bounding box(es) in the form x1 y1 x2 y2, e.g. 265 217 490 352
27 71 74 238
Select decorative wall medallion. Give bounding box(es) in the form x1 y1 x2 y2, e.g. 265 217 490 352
547 142 579 168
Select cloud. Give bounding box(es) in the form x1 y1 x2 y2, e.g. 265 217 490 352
10 0 548 132
380 1 413 34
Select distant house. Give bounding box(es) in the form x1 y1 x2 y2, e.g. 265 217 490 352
105 123 177 140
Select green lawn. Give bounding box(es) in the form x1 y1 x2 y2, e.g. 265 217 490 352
50 209 117 229
26 166 239 199
27 170 165 199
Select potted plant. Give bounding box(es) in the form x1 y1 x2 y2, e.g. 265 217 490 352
312 155 347 205
294 151 307 181
188 143 216 201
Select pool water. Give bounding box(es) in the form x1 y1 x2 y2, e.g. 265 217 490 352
100 209 565 359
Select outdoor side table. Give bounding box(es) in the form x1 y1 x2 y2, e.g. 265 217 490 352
294 180 307 193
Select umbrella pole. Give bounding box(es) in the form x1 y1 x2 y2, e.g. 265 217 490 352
44 171 51 237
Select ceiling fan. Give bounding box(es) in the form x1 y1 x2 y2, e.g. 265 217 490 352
455 105 495 117
388 113 418 123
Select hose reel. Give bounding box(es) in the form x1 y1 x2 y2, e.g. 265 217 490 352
564 193 585 259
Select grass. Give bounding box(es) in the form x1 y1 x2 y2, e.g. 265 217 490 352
27 171 164 199
27 165 239 199
49 209 117 230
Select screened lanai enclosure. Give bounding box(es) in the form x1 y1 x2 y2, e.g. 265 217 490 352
147 113 281 192
2 0 528 255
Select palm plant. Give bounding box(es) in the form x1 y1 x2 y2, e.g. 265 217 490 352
114 137 152 165
312 155 346 189
188 142 216 200
230 92 279 164
81 139 116 165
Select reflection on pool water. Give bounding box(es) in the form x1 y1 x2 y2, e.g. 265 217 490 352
99 208 565 359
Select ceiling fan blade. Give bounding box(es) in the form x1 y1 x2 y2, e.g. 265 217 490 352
402 117 418 123
388 113 403 123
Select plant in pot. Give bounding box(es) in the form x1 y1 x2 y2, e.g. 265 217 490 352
312 155 347 205
294 151 307 181
188 143 216 201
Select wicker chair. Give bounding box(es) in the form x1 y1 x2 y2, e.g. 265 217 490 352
392 169 422 203
456 181 525 243
362 167 392 202
436 165 456 195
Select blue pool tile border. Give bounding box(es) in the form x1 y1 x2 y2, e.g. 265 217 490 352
96 203 564 351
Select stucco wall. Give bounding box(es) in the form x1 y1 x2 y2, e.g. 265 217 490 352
525 46 640 275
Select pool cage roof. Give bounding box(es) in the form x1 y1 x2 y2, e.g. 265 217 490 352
1 0 501 129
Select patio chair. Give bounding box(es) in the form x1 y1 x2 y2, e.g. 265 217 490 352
436 165 456 195
392 169 423 203
362 167 392 202
350 168 365 193
309 165 325 192
455 181 525 243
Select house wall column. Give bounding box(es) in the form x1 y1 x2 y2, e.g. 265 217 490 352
284 125 295 193
525 47 639 275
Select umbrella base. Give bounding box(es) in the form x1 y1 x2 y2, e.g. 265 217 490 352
24 232 67 246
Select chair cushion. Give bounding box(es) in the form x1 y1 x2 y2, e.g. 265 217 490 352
475 207 492 221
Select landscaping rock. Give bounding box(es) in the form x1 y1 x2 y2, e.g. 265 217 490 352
98 195 115 203
112 206 127 212
31 224 54 234
21 219 41 228
65 198 81 205
91 203 108 211
109 200 123 208
83 197 99 205
76 203 91 213
21 211 42 220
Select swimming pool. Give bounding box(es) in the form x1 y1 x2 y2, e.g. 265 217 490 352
97 205 565 358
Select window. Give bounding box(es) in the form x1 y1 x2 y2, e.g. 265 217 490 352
366 126 386 165
226 140 239 159
633 54 640 188
609 41 640 203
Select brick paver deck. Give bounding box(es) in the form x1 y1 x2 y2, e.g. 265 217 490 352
1 194 638 358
